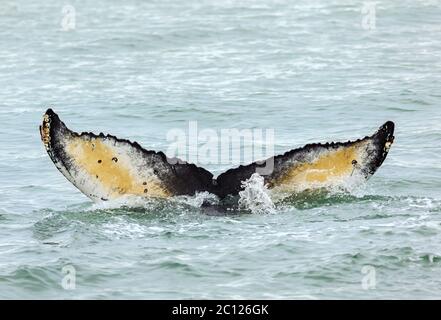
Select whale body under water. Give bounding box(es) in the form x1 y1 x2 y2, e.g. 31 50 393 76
40 109 395 203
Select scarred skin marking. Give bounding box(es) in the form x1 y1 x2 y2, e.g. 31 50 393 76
272 143 365 188
65 137 171 198
40 114 51 149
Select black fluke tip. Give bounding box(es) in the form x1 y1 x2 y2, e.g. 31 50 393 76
45 108 55 115
381 121 395 133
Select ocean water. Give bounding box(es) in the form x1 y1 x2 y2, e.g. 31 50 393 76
1 0 441 299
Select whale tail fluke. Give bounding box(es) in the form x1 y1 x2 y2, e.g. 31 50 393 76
215 121 394 198
40 109 394 202
40 108 214 202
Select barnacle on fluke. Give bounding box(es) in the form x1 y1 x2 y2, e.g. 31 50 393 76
40 109 394 202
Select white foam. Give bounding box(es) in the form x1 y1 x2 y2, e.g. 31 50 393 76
88 191 220 212
89 194 162 211
173 191 219 208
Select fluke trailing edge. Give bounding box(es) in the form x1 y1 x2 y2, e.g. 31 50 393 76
40 109 394 202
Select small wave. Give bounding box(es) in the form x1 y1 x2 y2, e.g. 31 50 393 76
89 195 164 211
174 191 220 208
100 216 153 239
276 190 391 210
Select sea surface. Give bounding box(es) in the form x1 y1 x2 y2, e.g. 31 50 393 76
1 0 441 299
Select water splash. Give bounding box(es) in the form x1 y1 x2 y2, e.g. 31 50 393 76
174 191 219 208
87 191 220 213
89 195 163 211
238 173 275 214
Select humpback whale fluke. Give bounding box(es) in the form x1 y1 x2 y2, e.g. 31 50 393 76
216 121 395 198
39 109 214 201
40 109 394 202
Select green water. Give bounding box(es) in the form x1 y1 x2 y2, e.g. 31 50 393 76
0 0 441 299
